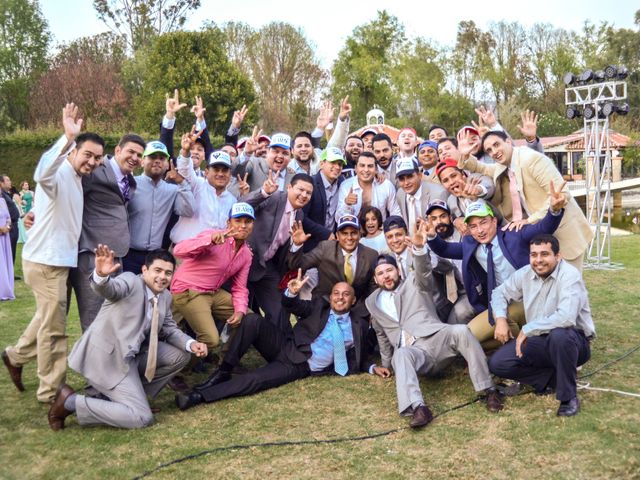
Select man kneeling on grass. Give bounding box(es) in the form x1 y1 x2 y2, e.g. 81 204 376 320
48 247 207 430
489 234 595 417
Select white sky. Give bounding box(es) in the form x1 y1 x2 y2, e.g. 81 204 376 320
42 0 637 68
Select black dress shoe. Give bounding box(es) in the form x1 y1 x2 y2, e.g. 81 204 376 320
193 369 231 392
2 350 24 391
409 405 434 428
485 388 505 413
557 397 580 417
175 391 204 411
48 384 75 431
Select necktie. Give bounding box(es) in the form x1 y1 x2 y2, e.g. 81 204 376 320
396 255 406 280
445 271 458 303
329 314 348 376
507 170 523 221
144 297 159 382
407 195 417 234
344 252 354 285
121 176 131 202
485 243 496 326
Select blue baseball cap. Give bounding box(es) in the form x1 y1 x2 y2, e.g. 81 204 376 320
229 202 255 220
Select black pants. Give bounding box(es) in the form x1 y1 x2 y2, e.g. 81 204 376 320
122 249 149 275
248 261 291 334
489 327 591 402
199 313 309 403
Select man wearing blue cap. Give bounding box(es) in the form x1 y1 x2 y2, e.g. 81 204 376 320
417 140 439 177
124 140 195 274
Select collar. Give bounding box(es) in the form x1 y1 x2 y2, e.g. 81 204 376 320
408 184 423 201
109 157 127 183
341 247 358 258
284 199 295 215
529 259 563 281
320 171 336 189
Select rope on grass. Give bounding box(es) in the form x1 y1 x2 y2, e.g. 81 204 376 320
577 382 640 398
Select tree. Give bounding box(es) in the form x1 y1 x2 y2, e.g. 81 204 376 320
93 0 201 51
449 20 494 101
129 28 256 137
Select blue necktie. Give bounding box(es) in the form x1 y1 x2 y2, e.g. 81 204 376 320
121 176 131 202
329 314 348 376
486 243 496 326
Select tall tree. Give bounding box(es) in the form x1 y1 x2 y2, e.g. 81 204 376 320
92 0 201 51
449 20 493 101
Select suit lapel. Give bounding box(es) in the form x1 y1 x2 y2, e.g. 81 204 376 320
315 174 327 217
512 148 524 189
270 193 288 240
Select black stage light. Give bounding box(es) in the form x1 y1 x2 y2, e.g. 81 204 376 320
616 66 628 80
616 103 630 115
563 72 576 86
565 106 582 119
604 65 617 79
593 70 605 82
583 105 596 119
601 102 615 117
580 69 594 83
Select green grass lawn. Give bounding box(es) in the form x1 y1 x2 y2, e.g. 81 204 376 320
1 237 639 479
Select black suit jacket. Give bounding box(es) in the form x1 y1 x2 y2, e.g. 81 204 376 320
301 172 344 252
281 294 369 373
1 190 19 242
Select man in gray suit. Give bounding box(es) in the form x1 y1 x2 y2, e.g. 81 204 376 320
366 221 503 428
48 246 207 430
69 133 146 331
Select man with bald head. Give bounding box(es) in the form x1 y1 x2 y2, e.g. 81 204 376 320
176 277 370 409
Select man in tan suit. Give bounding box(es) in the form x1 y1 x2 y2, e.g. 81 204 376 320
458 130 592 271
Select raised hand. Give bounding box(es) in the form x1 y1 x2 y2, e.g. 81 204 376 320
502 219 529 232
410 219 429 248
549 180 568 212
244 126 262 156
232 104 248 129
316 100 335 130
338 95 351 121
180 125 203 156
460 176 483 200
62 103 83 141
287 268 310 296
236 173 250 195
291 221 311 246
212 228 237 245
165 89 187 119
517 110 538 141
457 130 475 158
164 160 184 184
475 105 497 128
471 117 489 138
262 168 278 195
345 186 358 206
94 244 121 276
190 95 206 122
423 217 437 238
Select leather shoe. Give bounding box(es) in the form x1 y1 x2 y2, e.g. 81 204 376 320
193 369 231 392
409 405 434 428
48 384 75 431
2 350 24 392
167 375 190 392
175 391 204 411
557 397 580 417
485 388 505 413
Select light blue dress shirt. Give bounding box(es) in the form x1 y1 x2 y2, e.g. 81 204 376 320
308 311 354 372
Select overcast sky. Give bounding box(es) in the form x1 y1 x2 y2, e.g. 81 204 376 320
43 0 637 68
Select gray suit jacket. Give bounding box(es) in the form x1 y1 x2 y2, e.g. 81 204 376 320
366 250 448 368
396 180 449 224
230 156 295 199
68 273 191 390
80 158 135 257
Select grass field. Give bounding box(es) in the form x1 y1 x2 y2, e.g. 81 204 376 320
1 237 639 480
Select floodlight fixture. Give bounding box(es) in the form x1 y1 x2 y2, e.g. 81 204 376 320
583 105 596 120
563 72 576 86
593 70 605 82
565 106 581 119
579 69 594 83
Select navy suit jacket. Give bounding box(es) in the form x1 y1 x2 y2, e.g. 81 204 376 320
427 209 564 313
302 171 344 252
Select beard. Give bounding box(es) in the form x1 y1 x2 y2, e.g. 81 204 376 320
436 222 455 239
379 276 402 291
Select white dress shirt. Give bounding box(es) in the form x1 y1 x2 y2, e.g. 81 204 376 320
335 176 400 221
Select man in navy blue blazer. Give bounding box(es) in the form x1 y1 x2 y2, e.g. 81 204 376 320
426 182 568 347
301 147 346 252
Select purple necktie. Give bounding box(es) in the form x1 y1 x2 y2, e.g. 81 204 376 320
121 176 131 202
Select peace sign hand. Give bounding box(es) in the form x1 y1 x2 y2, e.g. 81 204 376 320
190 95 206 122
236 173 250 195
287 268 310 296
212 228 237 245
232 105 248 129
166 89 187 119
461 176 483 199
244 126 262 156
262 168 278 195
339 95 351 121
549 180 568 213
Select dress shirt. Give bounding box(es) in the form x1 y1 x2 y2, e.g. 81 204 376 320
335 176 400 221
359 233 388 254
320 171 339 230
308 311 354 372
491 260 596 338
290 157 320 175
171 154 237 243
265 200 295 261
22 135 82 267
128 174 194 250
170 230 252 314
406 185 422 233
342 247 358 273
108 157 127 191
474 236 516 286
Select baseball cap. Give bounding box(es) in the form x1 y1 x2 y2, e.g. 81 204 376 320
321 146 347 164
383 215 407 233
208 150 232 168
374 254 398 270
143 141 169 158
395 157 420 177
236 136 249 149
464 200 494 223
360 128 377 138
418 140 438 152
229 202 255 220
435 158 460 177
425 199 451 216
269 133 291 150
258 134 271 144
458 125 479 137
337 214 359 231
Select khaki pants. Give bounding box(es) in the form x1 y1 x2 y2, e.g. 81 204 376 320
467 302 526 352
6 260 69 402
172 290 236 349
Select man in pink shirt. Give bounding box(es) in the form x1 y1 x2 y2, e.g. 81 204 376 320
171 202 255 353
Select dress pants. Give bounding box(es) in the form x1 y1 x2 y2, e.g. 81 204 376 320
489 327 591 402
68 251 106 332
467 302 526 351
446 293 476 325
122 249 149 275
75 342 190 429
391 325 494 414
248 260 291 334
199 313 310 403
5 260 69 402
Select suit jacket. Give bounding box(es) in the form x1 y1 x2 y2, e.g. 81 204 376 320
79 160 136 257
1 190 19 241
396 180 449 224
281 294 369 373
68 273 192 390
231 157 295 199
460 147 592 260
427 208 563 314
301 171 344 252
247 191 303 282
366 250 448 368
287 240 377 302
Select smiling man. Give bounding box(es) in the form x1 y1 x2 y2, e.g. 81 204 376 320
489 234 595 417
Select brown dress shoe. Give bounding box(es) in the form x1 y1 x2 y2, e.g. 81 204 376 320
409 405 434 428
48 384 75 431
167 375 190 392
485 388 505 413
2 350 25 392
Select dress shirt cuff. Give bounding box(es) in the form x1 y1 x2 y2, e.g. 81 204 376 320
284 288 297 298
549 208 563 216
162 116 176 129
477 184 488 197
92 270 109 285
368 363 377 375
195 119 206 132
185 339 196 353
412 245 427 256
227 125 240 136
311 127 324 138
290 242 302 253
